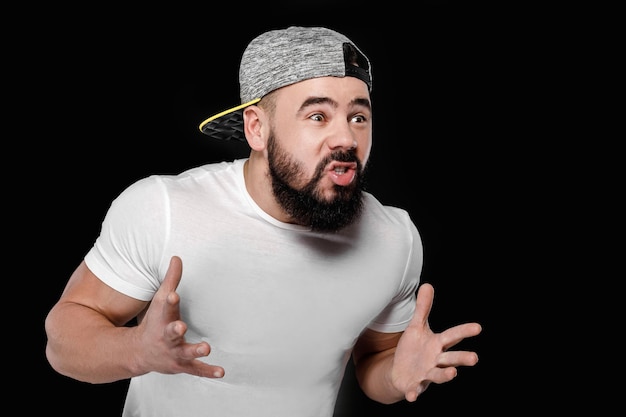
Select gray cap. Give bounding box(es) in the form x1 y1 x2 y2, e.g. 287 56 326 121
199 26 372 141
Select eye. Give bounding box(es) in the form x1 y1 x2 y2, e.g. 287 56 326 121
351 114 367 123
310 113 325 122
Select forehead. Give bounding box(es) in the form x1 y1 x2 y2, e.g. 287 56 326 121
274 76 371 104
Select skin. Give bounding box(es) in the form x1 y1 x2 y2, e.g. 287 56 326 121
44 76 482 403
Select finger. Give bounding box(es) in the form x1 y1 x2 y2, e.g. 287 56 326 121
405 365 457 401
440 322 482 351
404 381 430 402
156 257 184 323
160 256 183 294
426 365 458 385
438 350 480 368
164 320 187 343
408 282 434 328
190 361 226 379
177 342 225 378
176 340 211 360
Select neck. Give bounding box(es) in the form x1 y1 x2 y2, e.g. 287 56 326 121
244 155 294 224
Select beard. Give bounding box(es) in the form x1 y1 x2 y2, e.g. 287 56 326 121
267 133 366 233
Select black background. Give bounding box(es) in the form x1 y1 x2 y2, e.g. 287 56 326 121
24 2 547 415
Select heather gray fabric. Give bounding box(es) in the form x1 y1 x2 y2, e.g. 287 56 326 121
199 26 372 141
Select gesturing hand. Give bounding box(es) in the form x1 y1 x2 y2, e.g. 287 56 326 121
135 256 225 379
391 283 481 402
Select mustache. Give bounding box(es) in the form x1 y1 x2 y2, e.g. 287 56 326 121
318 150 359 169
311 150 361 184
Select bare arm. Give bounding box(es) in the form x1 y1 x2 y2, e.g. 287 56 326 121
44 256 224 383
352 283 482 404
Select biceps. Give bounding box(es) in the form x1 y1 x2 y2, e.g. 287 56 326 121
352 328 402 365
60 260 148 326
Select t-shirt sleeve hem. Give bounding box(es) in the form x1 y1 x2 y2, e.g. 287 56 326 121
84 249 155 301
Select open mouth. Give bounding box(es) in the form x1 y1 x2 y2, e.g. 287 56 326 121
327 162 357 186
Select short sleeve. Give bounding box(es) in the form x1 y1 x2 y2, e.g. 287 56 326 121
367 216 422 333
84 176 170 301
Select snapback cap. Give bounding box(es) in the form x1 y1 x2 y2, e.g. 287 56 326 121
198 26 372 141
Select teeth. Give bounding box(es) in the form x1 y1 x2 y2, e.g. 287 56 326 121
334 167 346 174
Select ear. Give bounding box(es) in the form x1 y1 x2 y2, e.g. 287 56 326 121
243 105 267 151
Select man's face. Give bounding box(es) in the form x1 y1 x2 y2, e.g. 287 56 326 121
265 77 373 232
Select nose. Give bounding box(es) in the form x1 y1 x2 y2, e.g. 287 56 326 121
328 119 358 150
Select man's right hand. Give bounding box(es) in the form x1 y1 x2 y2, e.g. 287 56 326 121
135 255 225 379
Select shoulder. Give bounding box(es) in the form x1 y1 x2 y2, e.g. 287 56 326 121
158 159 245 192
120 159 246 198
361 192 422 250
362 192 414 227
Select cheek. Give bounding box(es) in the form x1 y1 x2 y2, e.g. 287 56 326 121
359 137 373 165
279 127 320 162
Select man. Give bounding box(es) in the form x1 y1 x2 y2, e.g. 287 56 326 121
45 26 481 416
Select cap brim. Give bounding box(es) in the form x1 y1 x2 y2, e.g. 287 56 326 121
198 98 261 141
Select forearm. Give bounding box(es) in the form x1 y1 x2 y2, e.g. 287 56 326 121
354 348 405 404
45 302 143 384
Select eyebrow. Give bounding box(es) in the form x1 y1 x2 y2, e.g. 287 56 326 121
298 96 372 113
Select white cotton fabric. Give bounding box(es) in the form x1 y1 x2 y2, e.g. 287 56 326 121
85 158 423 417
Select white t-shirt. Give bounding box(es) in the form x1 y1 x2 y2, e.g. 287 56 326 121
85 158 423 417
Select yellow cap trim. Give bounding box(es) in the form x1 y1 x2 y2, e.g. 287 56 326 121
198 98 261 132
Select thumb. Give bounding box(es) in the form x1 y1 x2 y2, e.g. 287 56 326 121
409 282 434 328
160 255 183 295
